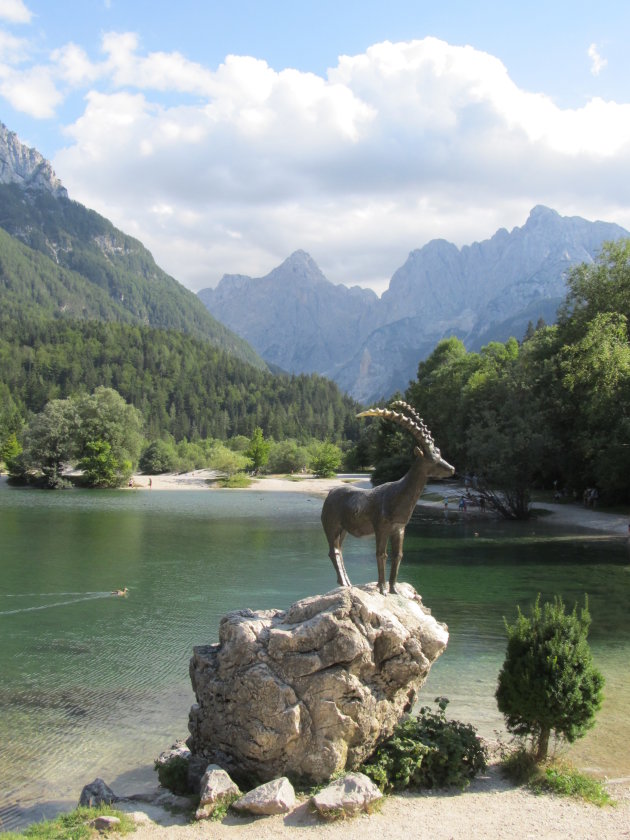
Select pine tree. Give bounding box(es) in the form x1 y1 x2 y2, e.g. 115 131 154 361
496 595 604 761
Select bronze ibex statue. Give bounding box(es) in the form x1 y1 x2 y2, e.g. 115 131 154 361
321 401 454 595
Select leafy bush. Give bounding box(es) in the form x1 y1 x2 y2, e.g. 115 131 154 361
496 595 604 761
154 754 191 795
361 698 487 792
139 439 178 473
309 441 342 477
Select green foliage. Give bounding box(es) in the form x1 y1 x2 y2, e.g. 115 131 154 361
361 698 488 792
139 439 178 474
21 398 80 487
207 442 251 476
0 318 360 444
0 184 263 368
266 438 309 474
17 387 143 487
1 805 135 839
154 754 191 796
1 430 21 468
78 440 128 488
496 596 604 761
309 441 343 477
501 747 613 806
246 426 271 473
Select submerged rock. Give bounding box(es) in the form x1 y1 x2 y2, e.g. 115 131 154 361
188 582 448 785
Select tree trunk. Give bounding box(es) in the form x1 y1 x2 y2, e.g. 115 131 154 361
535 727 550 762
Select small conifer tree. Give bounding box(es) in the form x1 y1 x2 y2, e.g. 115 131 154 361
496 595 604 761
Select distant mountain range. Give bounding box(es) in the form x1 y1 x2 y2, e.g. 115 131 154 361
0 122 265 370
199 207 629 402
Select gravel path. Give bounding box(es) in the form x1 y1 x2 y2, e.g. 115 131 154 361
118 763 630 840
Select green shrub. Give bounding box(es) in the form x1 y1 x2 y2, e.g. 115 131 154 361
309 442 342 478
361 698 487 792
154 754 190 795
139 439 178 474
496 595 604 761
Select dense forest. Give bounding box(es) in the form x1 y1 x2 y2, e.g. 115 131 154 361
353 239 630 514
0 317 361 443
0 183 263 367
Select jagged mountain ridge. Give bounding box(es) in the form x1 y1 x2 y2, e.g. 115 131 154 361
0 122 266 369
200 206 629 402
199 251 379 375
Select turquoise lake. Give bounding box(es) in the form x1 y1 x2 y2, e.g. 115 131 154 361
1 480 629 830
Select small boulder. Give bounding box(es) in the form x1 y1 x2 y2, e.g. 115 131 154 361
89 815 121 832
78 778 117 808
195 765 241 820
232 777 296 815
311 772 382 817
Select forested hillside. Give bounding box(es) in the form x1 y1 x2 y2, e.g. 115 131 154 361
0 182 264 368
0 318 360 442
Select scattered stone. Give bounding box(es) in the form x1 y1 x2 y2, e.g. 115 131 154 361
232 777 296 815
195 765 241 820
311 772 382 818
89 815 121 832
78 778 117 808
188 582 448 785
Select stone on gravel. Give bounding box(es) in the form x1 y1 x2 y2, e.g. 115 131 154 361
232 777 296 815
311 772 382 817
195 765 241 820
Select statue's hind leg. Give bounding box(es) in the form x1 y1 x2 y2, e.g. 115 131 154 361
328 530 351 587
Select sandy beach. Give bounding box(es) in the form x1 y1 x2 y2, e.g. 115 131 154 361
116 471 630 839
130 470 630 536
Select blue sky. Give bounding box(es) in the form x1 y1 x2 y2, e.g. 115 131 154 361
1 0 629 292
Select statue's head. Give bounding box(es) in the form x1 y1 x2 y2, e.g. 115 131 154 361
358 401 455 477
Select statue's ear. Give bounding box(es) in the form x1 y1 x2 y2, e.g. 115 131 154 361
413 445 424 458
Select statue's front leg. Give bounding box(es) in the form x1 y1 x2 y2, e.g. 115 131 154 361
375 532 388 595
389 527 404 594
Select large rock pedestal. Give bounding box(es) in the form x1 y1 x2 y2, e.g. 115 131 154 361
187 582 448 786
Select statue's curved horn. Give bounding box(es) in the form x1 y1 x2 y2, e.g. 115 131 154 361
357 407 431 447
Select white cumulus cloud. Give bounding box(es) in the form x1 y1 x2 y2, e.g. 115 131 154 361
0 0 32 24
3 32 629 292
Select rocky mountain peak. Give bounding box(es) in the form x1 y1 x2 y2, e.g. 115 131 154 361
269 249 328 286
0 122 67 198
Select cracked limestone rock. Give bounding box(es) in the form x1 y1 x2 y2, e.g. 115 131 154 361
187 582 448 785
